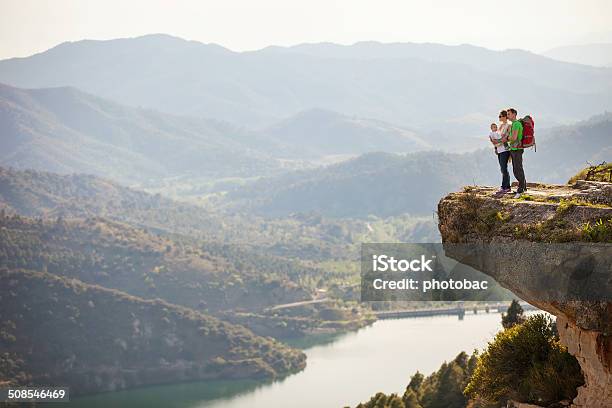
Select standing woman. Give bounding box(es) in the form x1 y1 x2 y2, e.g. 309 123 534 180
495 110 512 195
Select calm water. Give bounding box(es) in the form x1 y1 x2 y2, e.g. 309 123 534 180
68 313 508 408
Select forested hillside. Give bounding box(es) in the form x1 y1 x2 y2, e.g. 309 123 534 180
227 151 485 217
0 268 306 395
0 213 309 313
0 166 438 256
0 165 231 239
0 167 435 343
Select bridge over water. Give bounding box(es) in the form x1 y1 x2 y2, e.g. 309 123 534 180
373 302 538 320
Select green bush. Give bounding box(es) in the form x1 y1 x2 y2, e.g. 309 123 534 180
356 392 405 408
582 218 612 242
465 314 583 406
568 162 612 183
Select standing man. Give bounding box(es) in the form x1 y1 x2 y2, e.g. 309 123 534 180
506 108 527 197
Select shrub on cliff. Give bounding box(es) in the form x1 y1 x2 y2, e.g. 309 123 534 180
568 162 612 183
354 392 406 408
465 314 584 406
0 269 307 394
582 218 612 242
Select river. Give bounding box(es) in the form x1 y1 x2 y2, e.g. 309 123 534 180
68 312 511 408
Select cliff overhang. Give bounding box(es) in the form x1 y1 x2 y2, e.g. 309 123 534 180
437 180 612 408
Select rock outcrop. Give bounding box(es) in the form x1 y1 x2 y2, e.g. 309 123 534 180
438 181 612 408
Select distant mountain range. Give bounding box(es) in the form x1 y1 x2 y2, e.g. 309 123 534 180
1 34 610 136
264 41 612 91
0 83 443 183
2 78 609 219
0 82 279 184
543 43 612 67
261 108 431 157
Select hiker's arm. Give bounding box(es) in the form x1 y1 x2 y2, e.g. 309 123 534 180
509 128 518 142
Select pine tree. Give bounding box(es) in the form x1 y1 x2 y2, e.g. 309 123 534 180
501 299 525 329
402 389 422 408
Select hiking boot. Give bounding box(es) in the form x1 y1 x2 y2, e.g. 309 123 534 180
494 188 511 197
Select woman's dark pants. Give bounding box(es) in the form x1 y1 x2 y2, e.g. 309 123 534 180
497 151 511 190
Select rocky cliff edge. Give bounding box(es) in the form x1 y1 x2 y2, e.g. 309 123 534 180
438 180 612 408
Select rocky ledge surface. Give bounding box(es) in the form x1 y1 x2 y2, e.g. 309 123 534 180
438 180 612 408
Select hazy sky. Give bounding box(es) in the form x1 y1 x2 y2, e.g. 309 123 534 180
1 0 612 59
